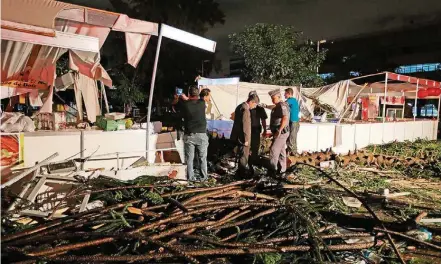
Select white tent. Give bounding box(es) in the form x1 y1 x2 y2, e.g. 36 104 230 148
199 77 362 120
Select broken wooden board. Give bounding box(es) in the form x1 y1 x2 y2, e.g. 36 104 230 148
100 163 187 182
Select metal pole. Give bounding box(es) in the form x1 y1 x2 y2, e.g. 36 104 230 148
316 41 320 73
338 83 368 123
414 80 419 122
100 81 110 114
236 83 239 106
146 26 163 155
436 92 441 122
401 91 405 119
382 73 388 123
1 153 59 188
100 81 103 114
201 61 204 77
436 93 441 140
80 131 85 170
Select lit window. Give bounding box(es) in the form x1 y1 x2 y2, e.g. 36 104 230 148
319 73 334 79
395 63 441 74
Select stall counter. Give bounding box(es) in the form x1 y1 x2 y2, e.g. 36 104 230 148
21 129 184 169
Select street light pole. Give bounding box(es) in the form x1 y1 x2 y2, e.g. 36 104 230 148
316 39 326 73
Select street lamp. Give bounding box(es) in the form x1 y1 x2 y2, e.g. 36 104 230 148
317 39 326 73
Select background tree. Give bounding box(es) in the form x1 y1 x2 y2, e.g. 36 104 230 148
107 69 144 110
229 24 326 87
102 0 225 110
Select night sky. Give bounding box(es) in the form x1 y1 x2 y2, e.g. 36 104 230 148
66 0 441 74
206 0 441 74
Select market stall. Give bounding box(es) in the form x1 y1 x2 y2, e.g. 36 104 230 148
201 74 439 154
0 0 192 171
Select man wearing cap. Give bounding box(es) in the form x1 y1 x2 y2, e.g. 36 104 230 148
249 91 268 174
230 93 260 176
266 89 290 175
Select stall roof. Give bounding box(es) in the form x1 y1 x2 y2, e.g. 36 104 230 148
347 71 441 97
1 0 158 36
1 0 158 68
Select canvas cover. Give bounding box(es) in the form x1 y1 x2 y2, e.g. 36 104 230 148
205 80 361 120
1 0 71 30
1 0 158 71
204 81 301 120
302 80 359 115
74 73 101 123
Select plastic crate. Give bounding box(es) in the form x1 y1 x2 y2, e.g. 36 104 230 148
96 116 126 131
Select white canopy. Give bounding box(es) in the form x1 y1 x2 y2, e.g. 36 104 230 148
199 78 361 120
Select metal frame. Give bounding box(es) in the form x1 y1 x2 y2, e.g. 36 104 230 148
414 80 419 121
84 147 180 170
382 73 388 123
145 24 216 157
1 28 100 53
8 172 91 218
1 153 59 189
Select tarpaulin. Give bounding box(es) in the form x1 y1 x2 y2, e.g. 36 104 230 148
124 32 151 68
0 40 59 106
205 79 363 120
302 80 354 115
112 15 158 35
74 73 101 123
1 40 33 83
112 15 157 67
203 81 305 120
1 0 71 29
55 19 111 48
69 50 112 87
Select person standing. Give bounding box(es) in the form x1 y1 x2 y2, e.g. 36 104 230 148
284 88 300 156
230 93 259 176
199 88 212 117
266 89 290 175
178 86 209 181
249 91 268 173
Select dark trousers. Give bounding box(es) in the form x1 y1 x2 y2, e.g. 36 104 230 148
238 145 251 174
250 128 261 166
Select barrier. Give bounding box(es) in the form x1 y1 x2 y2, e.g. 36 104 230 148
208 120 438 154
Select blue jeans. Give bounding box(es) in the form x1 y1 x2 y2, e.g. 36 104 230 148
184 133 209 181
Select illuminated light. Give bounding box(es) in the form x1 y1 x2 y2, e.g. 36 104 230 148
161 24 216 53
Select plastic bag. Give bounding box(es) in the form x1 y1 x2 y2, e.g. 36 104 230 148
0 113 35 132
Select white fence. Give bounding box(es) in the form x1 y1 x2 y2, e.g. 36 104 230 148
208 120 438 154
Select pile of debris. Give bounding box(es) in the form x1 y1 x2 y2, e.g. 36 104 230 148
2 140 441 263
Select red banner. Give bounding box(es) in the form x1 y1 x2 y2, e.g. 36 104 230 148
387 72 441 88
380 96 405 105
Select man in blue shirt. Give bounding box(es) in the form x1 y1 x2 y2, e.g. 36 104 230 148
284 88 300 155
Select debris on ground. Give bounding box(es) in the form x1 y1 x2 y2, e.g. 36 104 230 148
1 139 441 263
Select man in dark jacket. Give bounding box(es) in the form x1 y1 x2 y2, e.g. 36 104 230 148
230 93 259 176
249 91 268 173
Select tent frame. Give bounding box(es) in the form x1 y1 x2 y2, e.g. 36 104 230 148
347 71 441 124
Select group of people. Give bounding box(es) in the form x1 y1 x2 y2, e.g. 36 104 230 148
231 88 299 177
174 86 300 181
